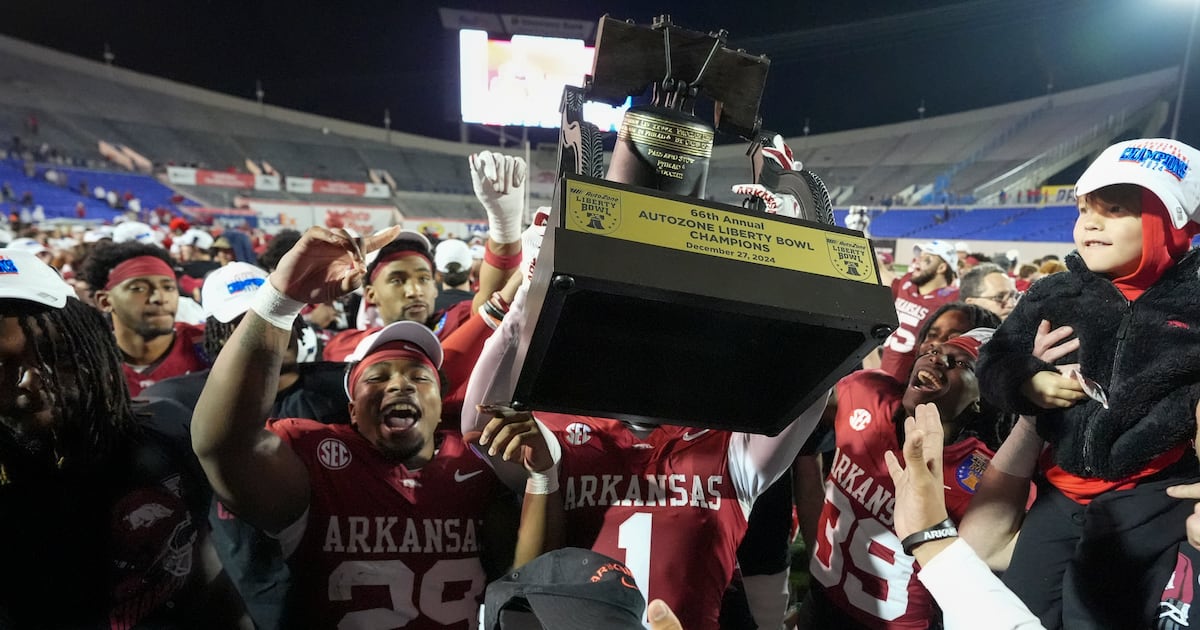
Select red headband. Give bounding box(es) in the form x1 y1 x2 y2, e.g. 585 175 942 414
347 343 438 395
369 251 434 284
941 335 982 361
105 256 175 290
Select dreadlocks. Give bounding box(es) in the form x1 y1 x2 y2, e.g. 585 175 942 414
203 313 308 364
911 301 1011 450
916 302 1000 345
1 299 137 478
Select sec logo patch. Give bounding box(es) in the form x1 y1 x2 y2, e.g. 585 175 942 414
848 408 872 431
564 422 592 446
318 438 352 470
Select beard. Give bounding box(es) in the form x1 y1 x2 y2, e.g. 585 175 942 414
0 414 56 463
910 265 937 286
134 319 176 339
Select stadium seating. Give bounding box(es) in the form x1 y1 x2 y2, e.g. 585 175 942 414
0 33 1173 245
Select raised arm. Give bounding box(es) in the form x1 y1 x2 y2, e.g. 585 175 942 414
958 416 1042 570
469 151 526 314
462 281 530 434
727 389 830 509
960 319 1079 569
191 226 399 532
886 404 1044 630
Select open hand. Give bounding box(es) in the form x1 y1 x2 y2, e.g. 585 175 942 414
885 403 949 540
1033 319 1080 374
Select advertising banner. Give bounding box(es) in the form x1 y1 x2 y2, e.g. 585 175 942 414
197 170 256 189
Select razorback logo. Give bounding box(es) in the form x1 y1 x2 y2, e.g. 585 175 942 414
591 561 637 590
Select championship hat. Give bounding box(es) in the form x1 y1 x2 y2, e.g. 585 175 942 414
7 237 48 256
1076 138 1200 229
0 250 74 308
912 240 958 272
112 221 160 245
201 262 269 323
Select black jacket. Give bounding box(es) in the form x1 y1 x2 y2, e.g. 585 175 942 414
978 249 1200 479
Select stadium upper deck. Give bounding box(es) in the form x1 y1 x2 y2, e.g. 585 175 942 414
0 33 1179 226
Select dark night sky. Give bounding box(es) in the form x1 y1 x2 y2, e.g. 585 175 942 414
4 1 1199 147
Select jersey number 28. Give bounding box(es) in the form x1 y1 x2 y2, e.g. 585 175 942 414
329 558 484 628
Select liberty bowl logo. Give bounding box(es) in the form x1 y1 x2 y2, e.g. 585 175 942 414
568 186 621 235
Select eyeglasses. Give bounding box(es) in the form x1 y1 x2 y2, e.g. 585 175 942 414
918 347 974 371
977 291 1021 304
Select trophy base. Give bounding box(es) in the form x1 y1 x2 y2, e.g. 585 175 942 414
508 177 896 435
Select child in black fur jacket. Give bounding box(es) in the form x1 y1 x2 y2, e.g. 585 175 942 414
976 138 1200 630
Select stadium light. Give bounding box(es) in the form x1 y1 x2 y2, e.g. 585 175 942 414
1171 0 1200 139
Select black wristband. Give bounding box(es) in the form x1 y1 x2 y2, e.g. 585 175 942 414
900 518 958 555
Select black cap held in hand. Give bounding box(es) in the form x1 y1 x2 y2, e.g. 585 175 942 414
484 548 646 629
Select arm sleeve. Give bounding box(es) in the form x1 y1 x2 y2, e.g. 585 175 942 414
976 281 1058 416
461 283 529 434
439 310 498 421
727 388 830 518
918 539 1045 630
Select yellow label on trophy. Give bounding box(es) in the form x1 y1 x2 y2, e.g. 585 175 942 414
563 178 878 283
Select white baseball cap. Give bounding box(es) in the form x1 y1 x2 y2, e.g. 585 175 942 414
912 240 958 272
954 241 970 253
434 238 473 273
1076 138 1200 229
0 229 12 246
363 229 433 267
7 237 48 256
177 228 215 251
201 262 269 323
112 221 159 245
0 250 73 308
343 320 443 396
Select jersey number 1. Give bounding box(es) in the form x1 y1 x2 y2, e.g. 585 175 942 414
618 512 653 627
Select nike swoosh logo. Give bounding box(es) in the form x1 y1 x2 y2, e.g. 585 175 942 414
454 469 483 482
682 430 710 442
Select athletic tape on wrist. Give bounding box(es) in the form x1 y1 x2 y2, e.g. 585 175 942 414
525 464 560 495
250 281 305 331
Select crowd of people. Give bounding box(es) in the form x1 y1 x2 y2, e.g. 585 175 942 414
3 137 1200 630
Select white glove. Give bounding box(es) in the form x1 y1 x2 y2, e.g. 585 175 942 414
760 134 802 172
470 151 527 244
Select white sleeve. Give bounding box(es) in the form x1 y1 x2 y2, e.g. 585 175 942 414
459 284 562 493
727 389 829 519
269 506 310 559
919 539 1044 630
461 283 530 435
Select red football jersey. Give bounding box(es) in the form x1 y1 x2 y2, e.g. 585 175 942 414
536 413 751 630
810 371 992 630
123 322 207 397
269 422 500 629
323 302 474 362
879 275 959 381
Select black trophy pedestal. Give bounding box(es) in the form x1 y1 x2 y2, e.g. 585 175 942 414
508 176 897 435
